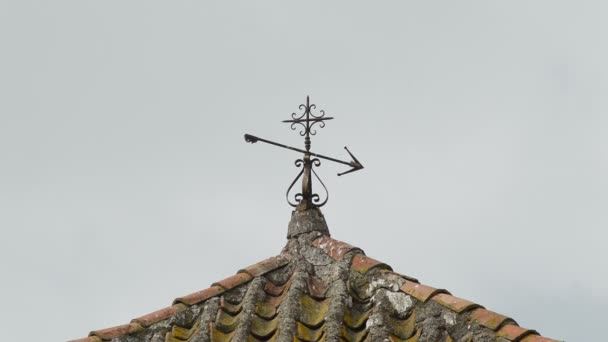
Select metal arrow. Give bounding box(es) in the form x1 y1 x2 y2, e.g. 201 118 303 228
244 134 364 176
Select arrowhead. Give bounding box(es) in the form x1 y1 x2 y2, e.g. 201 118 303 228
337 147 364 176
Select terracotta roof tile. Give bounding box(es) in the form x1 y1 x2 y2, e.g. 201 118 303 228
343 306 370 329
299 295 329 327
220 296 243 315
296 321 324 341
251 315 279 339
400 281 450 302
306 275 328 299
89 323 143 340
264 279 286 296
431 293 482 313
497 324 538 341
255 296 281 320
350 254 392 274
168 324 198 341
215 308 239 332
212 272 253 290
131 304 187 327
209 322 234 341
521 334 561 342
173 285 224 306
312 236 362 260
67 337 101 342
238 255 289 277
343 327 369 342
388 311 417 340
469 308 515 331
389 271 419 283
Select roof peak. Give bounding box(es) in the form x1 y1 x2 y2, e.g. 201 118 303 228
287 207 329 239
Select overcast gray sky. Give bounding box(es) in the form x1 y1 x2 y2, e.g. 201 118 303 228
1 1 606 341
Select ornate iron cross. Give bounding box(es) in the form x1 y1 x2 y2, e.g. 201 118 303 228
244 96 363 210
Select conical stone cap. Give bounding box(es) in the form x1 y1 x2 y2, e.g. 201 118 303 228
287 207 329 239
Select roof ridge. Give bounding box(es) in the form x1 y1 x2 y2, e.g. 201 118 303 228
310 236 560 342
396 271 558 341
69 254 289 342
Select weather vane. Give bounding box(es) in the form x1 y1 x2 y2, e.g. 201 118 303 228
244 96 363 210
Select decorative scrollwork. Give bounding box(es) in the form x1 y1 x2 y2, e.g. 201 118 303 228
289 121 308 136
291 104 307 121
286 165 304 207
285 157 329 208
308 119 326 136
309 107 326 119
311 159 328 207
283 96 332 142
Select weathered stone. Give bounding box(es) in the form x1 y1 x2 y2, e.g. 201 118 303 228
287 208 329 238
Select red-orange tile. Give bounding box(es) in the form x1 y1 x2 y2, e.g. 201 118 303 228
312 236 361 261
389 271 419 283
131 304 186 327
238 255 289 277
262 292 285 310
400 281 449 302
432 293 482 313
497 324 538 340
307 275 327 299
90 323 143 340
212 272 253 290
469 308 514 331
173 285 224 305
264 280 286 296
351 254 391 274
521 334 561 342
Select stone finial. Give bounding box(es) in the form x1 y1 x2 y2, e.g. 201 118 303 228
287 207 330 239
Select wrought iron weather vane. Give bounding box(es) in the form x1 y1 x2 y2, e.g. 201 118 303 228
244 96 363 210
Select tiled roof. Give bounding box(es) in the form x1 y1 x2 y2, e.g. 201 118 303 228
69 232 559 342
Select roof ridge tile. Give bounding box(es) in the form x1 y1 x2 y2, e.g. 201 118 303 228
388 271 419 284
350 254 392 274
211 272 253 291
431 293 483 313
520 334 561 342
173 285 224 306
497 324 538 341
89 322 143 340
131 303 188 328
399 281 450 303
238 254 290 277
312 236 363 261
468 308 516 331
